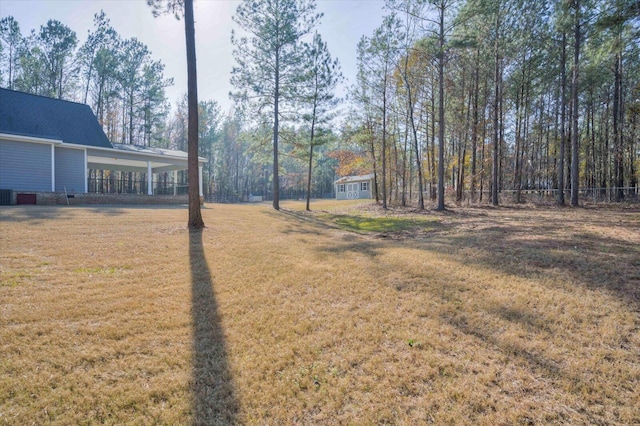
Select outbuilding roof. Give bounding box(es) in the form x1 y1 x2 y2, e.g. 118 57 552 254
0 88 112 148
335 173 374 184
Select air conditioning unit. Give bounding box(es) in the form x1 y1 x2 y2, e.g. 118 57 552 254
0 189 12 205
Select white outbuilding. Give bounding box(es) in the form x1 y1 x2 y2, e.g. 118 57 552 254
334 174 374 200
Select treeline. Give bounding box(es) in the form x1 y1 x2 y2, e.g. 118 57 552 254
4 0 639 207
166 98 340 202
0 13 172 147
350 0 640 207
0 12 340 202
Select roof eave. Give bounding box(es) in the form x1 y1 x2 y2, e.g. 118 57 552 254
87 145 207 164
0 132 63 145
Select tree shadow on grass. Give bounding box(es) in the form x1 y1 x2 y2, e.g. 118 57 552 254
0 205 130 224
189 229 238 425
273 207 454 239
0 205 68 223
296 206 638 419
263 208 340 236
273 203 640 308
306 205 640 309
436 224 640 308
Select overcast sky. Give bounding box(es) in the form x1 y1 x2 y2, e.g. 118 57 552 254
1 0 387 112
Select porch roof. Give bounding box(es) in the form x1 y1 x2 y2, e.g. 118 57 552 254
87 143 206 174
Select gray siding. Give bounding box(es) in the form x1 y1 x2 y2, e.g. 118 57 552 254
336 191 348 200
0 139 52 191
55 146 85 193
335 180 373 200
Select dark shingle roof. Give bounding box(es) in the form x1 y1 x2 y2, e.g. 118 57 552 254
0 88 113 148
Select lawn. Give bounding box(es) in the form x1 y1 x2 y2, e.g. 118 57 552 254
1 200 639 425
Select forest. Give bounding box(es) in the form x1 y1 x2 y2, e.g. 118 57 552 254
1 0 638 207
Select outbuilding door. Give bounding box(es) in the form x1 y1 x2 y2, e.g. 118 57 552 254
347 183 359 199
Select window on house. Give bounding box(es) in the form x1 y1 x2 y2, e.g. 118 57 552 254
361 182 369 191
338 184 345 192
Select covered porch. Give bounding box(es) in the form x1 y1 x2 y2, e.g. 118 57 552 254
86 143 206 196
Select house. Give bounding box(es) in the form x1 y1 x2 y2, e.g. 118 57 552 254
0 88 205 204
335 173 374 200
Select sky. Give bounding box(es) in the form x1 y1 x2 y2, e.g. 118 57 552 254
1 0 388 113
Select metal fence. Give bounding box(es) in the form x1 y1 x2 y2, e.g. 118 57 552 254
452 187 640 204
88 177 188 196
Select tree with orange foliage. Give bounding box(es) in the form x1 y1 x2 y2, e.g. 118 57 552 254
328 149 372 177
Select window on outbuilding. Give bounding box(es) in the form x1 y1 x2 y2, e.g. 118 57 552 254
338 184 345 192
361 182 369 191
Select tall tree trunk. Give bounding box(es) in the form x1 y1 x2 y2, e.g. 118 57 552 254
402 112 409 207
436 1 446 211
185 0 204 228
499 64 505 194
84 59 94 105
306 144 314 210
603 98 610 199
590 92 597 193
480 75 489 202
370 132 379 203
401 54 425 210
129 90 134 145
8 46 14 89
491 10 501 206
430 79 437 200
613 46 624 201
410 98 424 209
470 47 480 203
305 107 316 211
273 49 280 210
570 0 581 207
558 32 566 206
382 74 388 210
97 77 105 125
629 104 638 195
457 81 471 203
58 63 63 99
514 64 523 203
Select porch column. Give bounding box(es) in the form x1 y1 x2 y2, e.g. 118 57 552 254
84 149 88 193
147 161 153 195
173 170 178 196
51 144 56 192
198 165 203 197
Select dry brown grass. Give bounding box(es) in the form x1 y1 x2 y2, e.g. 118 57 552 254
1 201 638 425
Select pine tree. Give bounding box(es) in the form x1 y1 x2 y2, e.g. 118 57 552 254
231 0 321 210
300 32 342 211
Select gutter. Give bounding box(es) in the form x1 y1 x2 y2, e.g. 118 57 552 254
0 132 63 145
87 144 208 164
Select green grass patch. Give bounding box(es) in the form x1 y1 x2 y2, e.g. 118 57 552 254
0 271 32 287
321 213 437 233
